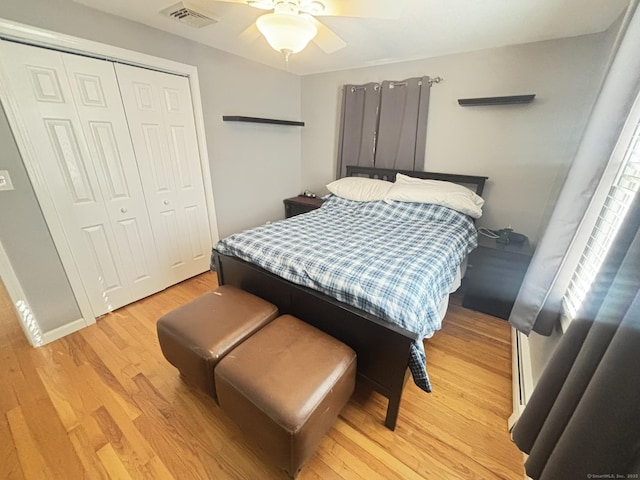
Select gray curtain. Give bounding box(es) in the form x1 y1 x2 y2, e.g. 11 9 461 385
375 76 430 171
336 76 431 178
511 186 640 479
336 82 381 179
509 2 640 335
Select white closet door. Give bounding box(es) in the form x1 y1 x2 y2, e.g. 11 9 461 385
62 54 166 300
0 42 160 315
115 64 211 284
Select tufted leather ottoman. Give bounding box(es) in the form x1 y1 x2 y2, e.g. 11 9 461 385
215 314 357 478
157 285 278 399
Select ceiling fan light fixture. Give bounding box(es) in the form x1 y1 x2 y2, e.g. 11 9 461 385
256 12 318 55
246 0 274 10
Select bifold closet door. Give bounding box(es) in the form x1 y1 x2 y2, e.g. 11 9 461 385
115 64 211 284
0 41 164 316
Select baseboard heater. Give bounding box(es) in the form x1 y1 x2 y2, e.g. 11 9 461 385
508 327 534 431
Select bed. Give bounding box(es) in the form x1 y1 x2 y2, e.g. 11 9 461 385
211 166 487 430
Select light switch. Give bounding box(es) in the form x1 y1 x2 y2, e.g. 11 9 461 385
0 170 15 191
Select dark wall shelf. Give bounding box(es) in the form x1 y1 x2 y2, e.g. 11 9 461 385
222 115 305 126
458 94 535 106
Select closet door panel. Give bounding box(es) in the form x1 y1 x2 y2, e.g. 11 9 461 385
0 41 132 315
167 123 208 262
162 78 210 266
62 54 166 297
115 64 211 284
83 224 123 294
140 123 174 193
159 210 184 268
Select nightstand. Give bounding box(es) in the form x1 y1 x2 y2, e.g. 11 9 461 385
283 195 324 218
462 235 534 319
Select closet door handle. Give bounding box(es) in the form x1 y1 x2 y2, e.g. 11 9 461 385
163 200 170 205
120 207 128 213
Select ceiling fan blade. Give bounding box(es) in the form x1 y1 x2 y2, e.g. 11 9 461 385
238 22 261 43
314 0 403 19
304 15 346 54
200 0 274 8
245 0 275 9
199 0 248 4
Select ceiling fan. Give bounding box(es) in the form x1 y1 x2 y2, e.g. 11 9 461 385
211 0 403 61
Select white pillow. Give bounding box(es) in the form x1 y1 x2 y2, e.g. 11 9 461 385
386 173 484 218
326 177 392 202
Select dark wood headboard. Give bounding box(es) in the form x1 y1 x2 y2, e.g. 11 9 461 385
345 166 488 197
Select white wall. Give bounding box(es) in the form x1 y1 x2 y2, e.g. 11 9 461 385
0 0 303 333
301 33 613 245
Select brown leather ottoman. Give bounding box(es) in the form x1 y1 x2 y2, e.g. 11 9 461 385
157 285 278 399
215 314 356 478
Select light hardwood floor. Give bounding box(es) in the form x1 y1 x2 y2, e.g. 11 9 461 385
0 272 524 479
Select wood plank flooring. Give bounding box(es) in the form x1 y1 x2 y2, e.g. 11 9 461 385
0 273 524 479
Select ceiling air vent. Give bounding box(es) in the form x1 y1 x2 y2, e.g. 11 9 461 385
160 2 218 28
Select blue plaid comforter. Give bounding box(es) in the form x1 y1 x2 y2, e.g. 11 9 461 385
213 195 478 392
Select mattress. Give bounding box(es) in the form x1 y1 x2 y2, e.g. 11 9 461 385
213 195 478 391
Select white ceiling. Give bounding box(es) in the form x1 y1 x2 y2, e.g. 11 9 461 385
71 0 630 76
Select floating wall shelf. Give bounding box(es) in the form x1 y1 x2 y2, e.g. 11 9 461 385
458 94 536 106
222 115 305 126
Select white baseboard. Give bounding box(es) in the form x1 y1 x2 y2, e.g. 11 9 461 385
0 239 43 346
41 318 86 346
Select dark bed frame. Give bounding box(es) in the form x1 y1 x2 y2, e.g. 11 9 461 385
212 166 488 430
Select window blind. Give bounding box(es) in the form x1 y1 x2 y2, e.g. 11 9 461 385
564 118 640 318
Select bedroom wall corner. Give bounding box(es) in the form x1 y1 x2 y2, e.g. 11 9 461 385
300 31 615 245
531 9 631 244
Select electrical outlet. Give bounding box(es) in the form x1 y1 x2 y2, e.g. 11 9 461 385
0 170 15 191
